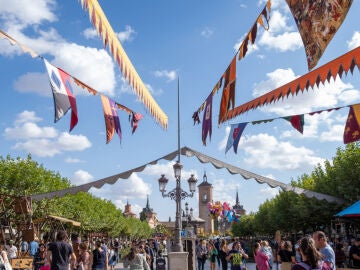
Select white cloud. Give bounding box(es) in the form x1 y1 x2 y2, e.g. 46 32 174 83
154 70 177 82
347 31 360 50
259 31 302 52
258 186 280 198
212 176 243 205
83 25 136 44
51 43 116 96
117 25 136 43
3 111 91 157
267 10 293 33
145 83 164 96
14 111 42 124
240 133 324 170
82 28 98 40
0 22 117 98
234 36 259 57
4 122 58 140
254 69 358 116
201 27 214 38
253 68 297 97
258 0 288 11
143 162 198 183
257 10 302 52
218 126 230 151
0 0 57 27
90 173 152 200
65 157 84 163
319 125 344 142
71 170 93 185
14 72 51 96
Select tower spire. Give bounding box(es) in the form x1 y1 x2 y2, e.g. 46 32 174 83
203 171 207 182
236 190 239 205
146 194 150 208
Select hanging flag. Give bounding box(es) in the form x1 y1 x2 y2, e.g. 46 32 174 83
225 123 247 154
219 56 236 125
282 114 305 134
202 93 213 146
100 95 122 143
225 46 360 121
78 0 168 128
344 105 360 144
43 59 78 131
130 112 143 134
286 0 353 70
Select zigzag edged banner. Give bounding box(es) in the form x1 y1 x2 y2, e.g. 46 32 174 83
78 0 168 129
224 46 360 121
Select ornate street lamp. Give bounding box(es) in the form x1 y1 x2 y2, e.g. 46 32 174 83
157 77 198 253
158 165 197 251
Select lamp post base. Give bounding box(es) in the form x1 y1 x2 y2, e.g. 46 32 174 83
168 252 189 270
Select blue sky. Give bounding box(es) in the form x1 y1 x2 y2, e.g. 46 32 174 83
0 0 359 222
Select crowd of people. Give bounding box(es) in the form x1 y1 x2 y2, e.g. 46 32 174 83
194 231 360 270
0 230 359 270
0 231 166 270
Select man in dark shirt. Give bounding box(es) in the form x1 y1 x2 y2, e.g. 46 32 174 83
350 238 360 268
46 230 76 270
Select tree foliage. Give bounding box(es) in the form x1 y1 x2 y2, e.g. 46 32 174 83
0 154 152 239
232 143 360 237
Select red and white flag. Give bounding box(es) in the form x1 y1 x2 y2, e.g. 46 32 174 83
43 59 78 131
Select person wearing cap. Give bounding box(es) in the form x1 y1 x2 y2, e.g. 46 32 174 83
349 238 360 268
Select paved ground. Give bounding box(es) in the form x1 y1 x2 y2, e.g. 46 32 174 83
115 260 257 270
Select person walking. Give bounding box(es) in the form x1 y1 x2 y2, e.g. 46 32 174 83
33 243 46 270
218 239 229 270
226 241 249 270
46 230 77 270
312 231 335 270
292 236 331 270
123 247 150 270
277 241 295 270
196 240 208 270
90 240 107 270
254 242 270 270
78 243 90 270
208 241 219 270
0 243 12 270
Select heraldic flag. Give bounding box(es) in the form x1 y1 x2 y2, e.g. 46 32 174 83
344 104 360 144
225 122 247 154
43 59 78 131
101 95 122 144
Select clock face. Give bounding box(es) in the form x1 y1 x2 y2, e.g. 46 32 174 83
202 194 207 202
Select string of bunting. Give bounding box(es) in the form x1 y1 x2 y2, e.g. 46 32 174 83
193 0 272 146
193 0 271 118
193 0 354 147
0 29 142 144
224 45 360 121
225 102 360 154
78 0 168 129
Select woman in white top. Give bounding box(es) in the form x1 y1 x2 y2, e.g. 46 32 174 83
0 243 12 270
123 247 149 270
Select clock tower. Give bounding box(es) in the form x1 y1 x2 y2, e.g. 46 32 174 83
198 172 213 234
